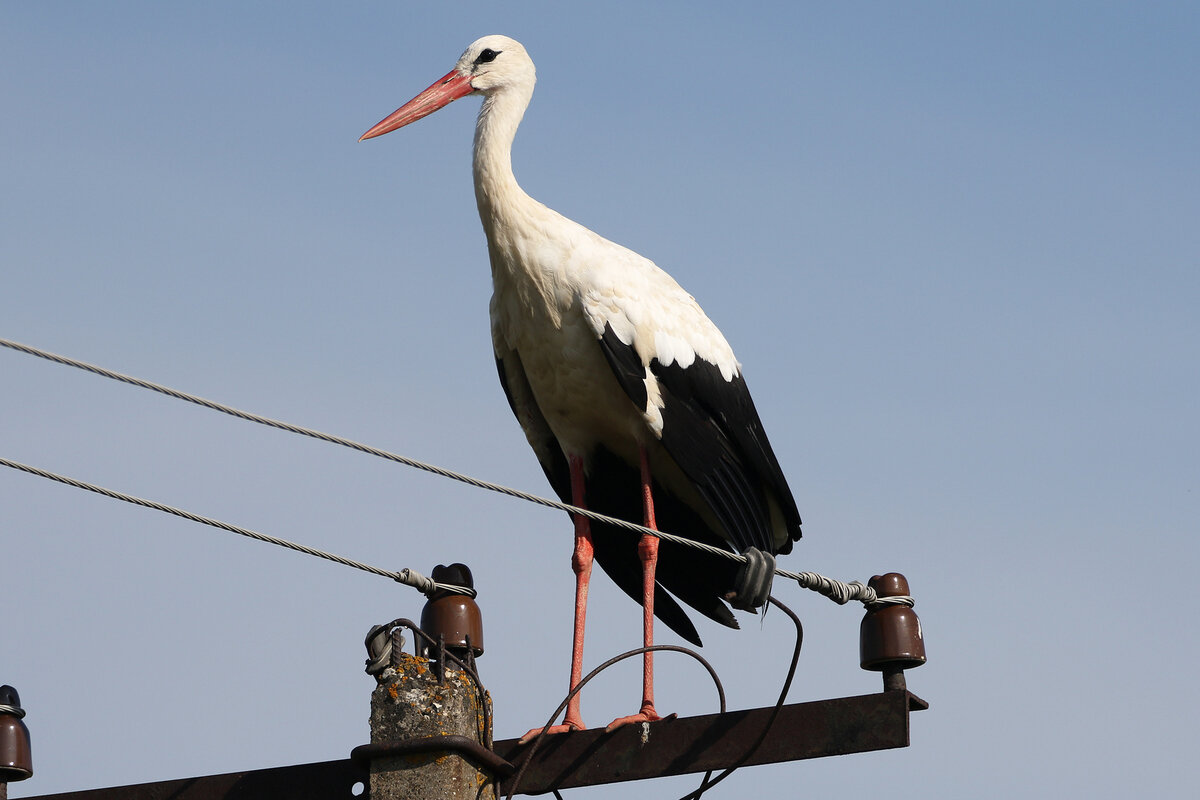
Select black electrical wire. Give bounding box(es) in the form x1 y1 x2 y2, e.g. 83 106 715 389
505 644 726 800
506 595 803 799
675 595 804 800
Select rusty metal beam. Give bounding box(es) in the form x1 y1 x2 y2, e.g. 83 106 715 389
497 690 926 795
23 691 925 799
19 759 366 800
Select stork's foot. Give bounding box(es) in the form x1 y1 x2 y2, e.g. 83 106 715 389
604 705 675 732
518 717 585 745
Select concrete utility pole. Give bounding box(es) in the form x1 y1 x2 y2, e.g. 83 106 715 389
358 564 496 800
367 650 495 800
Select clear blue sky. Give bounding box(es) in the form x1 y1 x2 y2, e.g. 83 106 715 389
3 3 1197 797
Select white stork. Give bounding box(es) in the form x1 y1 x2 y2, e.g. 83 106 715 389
361 35 801 739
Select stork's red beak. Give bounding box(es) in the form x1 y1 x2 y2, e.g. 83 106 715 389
359 70 475 141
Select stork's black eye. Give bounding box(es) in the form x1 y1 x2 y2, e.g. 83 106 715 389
475 48 500 64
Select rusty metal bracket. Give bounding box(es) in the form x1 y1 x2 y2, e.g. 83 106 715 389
22 690 925 799
351 735 515 777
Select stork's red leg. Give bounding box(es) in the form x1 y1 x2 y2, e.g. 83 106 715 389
606 445 668 731
519 453 591 743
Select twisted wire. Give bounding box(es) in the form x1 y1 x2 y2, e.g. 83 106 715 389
0 455 468 597
1 337 912 610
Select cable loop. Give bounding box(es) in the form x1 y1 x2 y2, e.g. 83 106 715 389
787 572 915 610
364 624 398 676
866 595 917 610
395 567 437 595
394 567 478 599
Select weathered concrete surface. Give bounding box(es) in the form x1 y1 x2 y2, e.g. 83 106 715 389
368 653 494 800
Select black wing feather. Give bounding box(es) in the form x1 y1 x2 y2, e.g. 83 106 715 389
651 356 802 554
597 323 800 555
597 324 647 410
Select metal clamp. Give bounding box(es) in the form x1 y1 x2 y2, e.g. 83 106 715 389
351 736 515 777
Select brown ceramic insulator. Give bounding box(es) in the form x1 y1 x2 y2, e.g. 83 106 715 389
420 563 484 657
859 573 926 671
0 685 33 782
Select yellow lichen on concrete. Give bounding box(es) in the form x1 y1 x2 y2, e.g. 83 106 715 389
393 652 431 677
